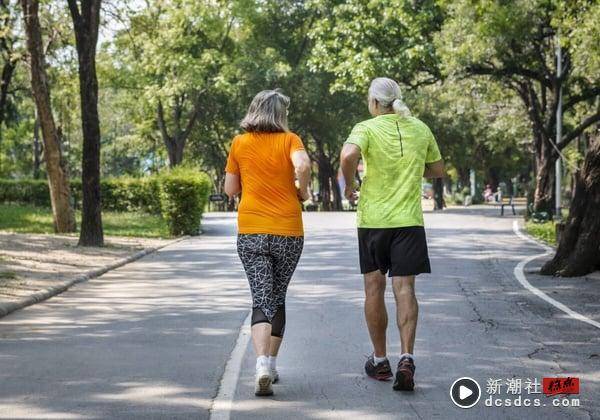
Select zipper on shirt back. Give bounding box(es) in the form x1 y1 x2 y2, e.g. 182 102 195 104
395 121 404 157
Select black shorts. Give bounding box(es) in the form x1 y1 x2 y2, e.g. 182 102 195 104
358 226 431 277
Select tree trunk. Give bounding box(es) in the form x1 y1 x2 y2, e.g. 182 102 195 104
0 58 15 138
67 0 103 246
32 115 42 179
316 153 342 211
541 137 600 277
20 0 76 232
432 178 443 210
533 137 556 215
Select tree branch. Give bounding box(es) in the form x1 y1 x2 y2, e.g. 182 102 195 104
559 111 600 149
563 86 600 111
466 63 552 89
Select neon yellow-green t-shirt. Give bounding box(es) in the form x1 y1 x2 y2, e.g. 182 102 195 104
345 114 441 228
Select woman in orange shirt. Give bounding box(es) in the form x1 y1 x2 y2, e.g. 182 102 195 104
224 89 311 397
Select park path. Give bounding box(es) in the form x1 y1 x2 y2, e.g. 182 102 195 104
1 210 599 419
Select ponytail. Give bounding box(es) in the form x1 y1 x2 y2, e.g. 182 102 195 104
392 98 411 117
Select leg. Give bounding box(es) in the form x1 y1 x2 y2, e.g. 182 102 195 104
364 270 388 357
237 235 276 358
252 322 272 357
392 276 418 354
270 236 303 340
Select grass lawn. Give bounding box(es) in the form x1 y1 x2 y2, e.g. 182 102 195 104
0 204 170 238
525 220 557 246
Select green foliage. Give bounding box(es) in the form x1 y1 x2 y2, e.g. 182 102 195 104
0 177 161 213
0 179 53 206
309 0 443 91
100 177 161 214
0 204 169 238
157 167 210 236
525 220 557 246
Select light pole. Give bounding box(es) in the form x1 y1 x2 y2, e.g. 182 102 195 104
555 35 563 219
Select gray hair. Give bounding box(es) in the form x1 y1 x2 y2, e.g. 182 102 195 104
240 89 290 132
368 77 411 117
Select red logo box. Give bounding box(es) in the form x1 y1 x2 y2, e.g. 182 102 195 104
543 377 580 395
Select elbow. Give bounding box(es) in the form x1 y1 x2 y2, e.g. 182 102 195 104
297 161 311 176
224 184 240 199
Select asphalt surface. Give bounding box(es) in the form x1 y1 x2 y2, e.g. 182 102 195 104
1 209 598 419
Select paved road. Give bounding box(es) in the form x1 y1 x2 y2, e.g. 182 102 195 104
1 209 599 419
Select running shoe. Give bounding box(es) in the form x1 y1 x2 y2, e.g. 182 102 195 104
364 354 393 381
393 356 415 391
271 367 279 383
254 365 273 396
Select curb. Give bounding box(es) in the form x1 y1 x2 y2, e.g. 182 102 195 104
0 236 188 319
516 219 600 281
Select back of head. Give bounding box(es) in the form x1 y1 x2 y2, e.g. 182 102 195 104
368 77 411 117
241 89 290 133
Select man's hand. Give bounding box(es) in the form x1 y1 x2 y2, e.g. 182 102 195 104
344 184 358 203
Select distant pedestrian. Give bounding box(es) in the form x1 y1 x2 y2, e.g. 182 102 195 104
224 89 311 396
340 77 444 391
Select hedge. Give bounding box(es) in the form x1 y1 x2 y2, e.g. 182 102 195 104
158 167 211 236
0 171 211 236
0 177 161 213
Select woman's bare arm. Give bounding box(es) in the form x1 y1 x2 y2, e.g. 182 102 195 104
291 150 311 201
224 172 241 199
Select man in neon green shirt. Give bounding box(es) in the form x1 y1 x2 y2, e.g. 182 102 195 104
340 77 444 392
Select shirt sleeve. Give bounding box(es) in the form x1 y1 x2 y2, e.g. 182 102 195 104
288 133 305 158
425 128 442 163
345 123 369 153
225 137 240 174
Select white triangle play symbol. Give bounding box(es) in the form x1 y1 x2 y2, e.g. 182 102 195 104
459 385 473 400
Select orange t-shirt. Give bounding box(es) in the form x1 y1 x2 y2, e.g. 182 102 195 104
225 132 305 236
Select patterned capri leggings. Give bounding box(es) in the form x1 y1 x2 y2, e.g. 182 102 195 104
237 234 304 337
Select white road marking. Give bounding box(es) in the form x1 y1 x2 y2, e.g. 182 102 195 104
209 311 252 420
512 220 600 330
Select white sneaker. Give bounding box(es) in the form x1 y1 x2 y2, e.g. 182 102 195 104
254 365 273 396
271 367 279 383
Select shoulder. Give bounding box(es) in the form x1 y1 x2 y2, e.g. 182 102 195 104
406 117 433 135
350 120 373 135
287 131 302 141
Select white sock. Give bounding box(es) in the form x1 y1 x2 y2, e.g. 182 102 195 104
400 353 414 361
256 355 269 370
269 356 277 370
373 355 387 365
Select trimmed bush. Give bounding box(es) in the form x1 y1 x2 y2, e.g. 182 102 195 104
158 167 210 236
1 170 211 237
0 177 161 213
0 179 51 206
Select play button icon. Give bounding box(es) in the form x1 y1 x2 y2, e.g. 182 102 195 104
450 377 481 408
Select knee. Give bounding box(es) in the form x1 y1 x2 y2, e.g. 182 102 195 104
365 281 386 299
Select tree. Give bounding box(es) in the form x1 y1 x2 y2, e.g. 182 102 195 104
111 0 235 168
437 0 600 215
309 0 446 206
0 0 19 140
20 0 76 232
237 0 364 210
67 0 103 246
541 135 600 276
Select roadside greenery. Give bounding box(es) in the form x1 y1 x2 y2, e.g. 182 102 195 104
0 204 170 238
525 220 557 246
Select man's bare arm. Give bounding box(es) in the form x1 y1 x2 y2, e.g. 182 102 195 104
340 143 361 200
423 159 445 178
